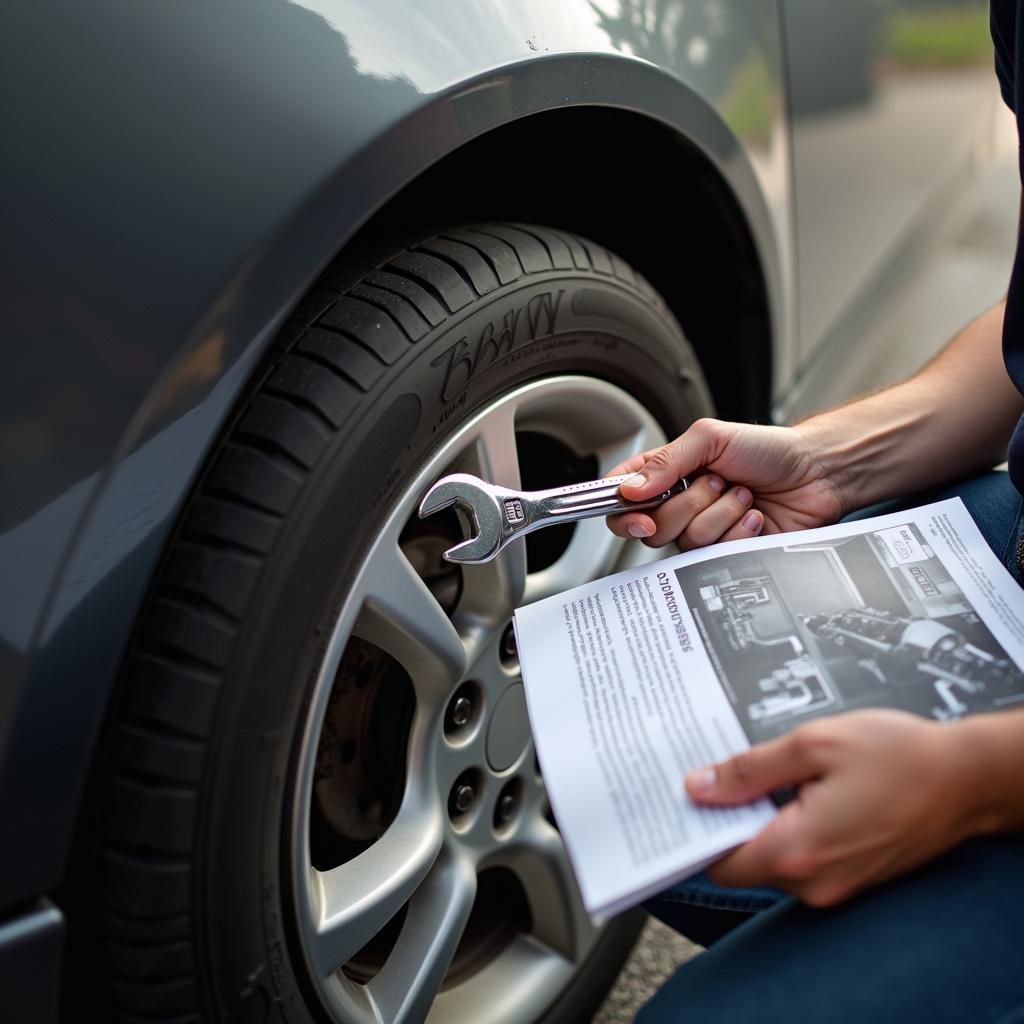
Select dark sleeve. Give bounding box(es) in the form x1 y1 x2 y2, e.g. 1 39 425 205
991 0 1017 112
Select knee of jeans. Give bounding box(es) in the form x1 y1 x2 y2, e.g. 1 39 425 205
635 990 674 1024
635 970 725 1024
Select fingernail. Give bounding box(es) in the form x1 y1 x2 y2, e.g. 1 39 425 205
736 486 752 505
743 511 761 532
628 522 652 539
625 473 646 488
708 475 725 493
686 766 717 794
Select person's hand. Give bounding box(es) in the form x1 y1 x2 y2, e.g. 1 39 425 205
684 710 987 906
607 418 844 549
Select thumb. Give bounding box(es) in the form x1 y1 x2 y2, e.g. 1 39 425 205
684 731 822 806
619 420 717 499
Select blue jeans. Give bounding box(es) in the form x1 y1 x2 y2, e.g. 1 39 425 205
640 471 1024 1022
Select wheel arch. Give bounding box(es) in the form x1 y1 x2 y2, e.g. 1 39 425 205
16 53 783 915
347 102 776 422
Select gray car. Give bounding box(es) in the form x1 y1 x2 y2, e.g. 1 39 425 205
0 1 1000 1021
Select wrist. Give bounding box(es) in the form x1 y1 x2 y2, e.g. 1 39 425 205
942 713 1024 838
790 416 858 519
792 395 933 517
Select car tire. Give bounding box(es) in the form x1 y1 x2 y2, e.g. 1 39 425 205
98 223 714 1022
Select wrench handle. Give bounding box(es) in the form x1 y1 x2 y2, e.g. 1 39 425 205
526 475 687 523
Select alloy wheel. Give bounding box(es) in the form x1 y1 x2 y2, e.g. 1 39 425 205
290 375 668 1023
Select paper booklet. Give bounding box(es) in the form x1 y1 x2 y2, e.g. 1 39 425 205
513 498 1024 918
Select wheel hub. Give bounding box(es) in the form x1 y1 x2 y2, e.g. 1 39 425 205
485 682 531 772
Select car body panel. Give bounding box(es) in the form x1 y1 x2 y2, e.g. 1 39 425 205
1 0 791 910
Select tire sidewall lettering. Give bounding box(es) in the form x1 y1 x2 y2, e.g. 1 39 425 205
415 280 672 438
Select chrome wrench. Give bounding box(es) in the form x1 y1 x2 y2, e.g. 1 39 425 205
417 472 687 564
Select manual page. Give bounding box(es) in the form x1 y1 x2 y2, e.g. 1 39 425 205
514 498 1024 918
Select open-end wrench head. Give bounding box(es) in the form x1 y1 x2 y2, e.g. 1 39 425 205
417 473 505 564
419 469 687 565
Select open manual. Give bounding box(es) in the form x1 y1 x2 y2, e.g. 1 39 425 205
513 497 1024 918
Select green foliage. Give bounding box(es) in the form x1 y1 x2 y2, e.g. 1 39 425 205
721 58 775 147
883 7 993 68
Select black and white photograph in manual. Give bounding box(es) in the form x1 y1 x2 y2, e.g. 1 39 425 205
675 522 1024 744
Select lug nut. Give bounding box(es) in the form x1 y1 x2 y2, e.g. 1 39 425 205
497 793 516 823
500 622 519 669
445 683 480 739
493 779 523 830
451 696 472 726
448 768 483 823
453 783 475 814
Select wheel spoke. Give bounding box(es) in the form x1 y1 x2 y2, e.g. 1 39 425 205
458 542 528 622
498 819 597 962
369 846 477 1023
595 427 656 480
426 934 577 1023
463 401 522 491
307 792 444 977
523 516 627 604
457 403 527 618
355 540 467 697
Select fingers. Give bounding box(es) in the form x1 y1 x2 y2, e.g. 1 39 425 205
608 421 764 547
708 794 854 904
607 477 763 548
617 419 722 500
715 508 765 544
677 488 763 550
707 804 807 889
608 474 725 543
685 728 824 806
607 450 657 479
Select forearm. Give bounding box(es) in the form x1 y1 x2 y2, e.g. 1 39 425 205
794 301 1023 515
952 708 1024 837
